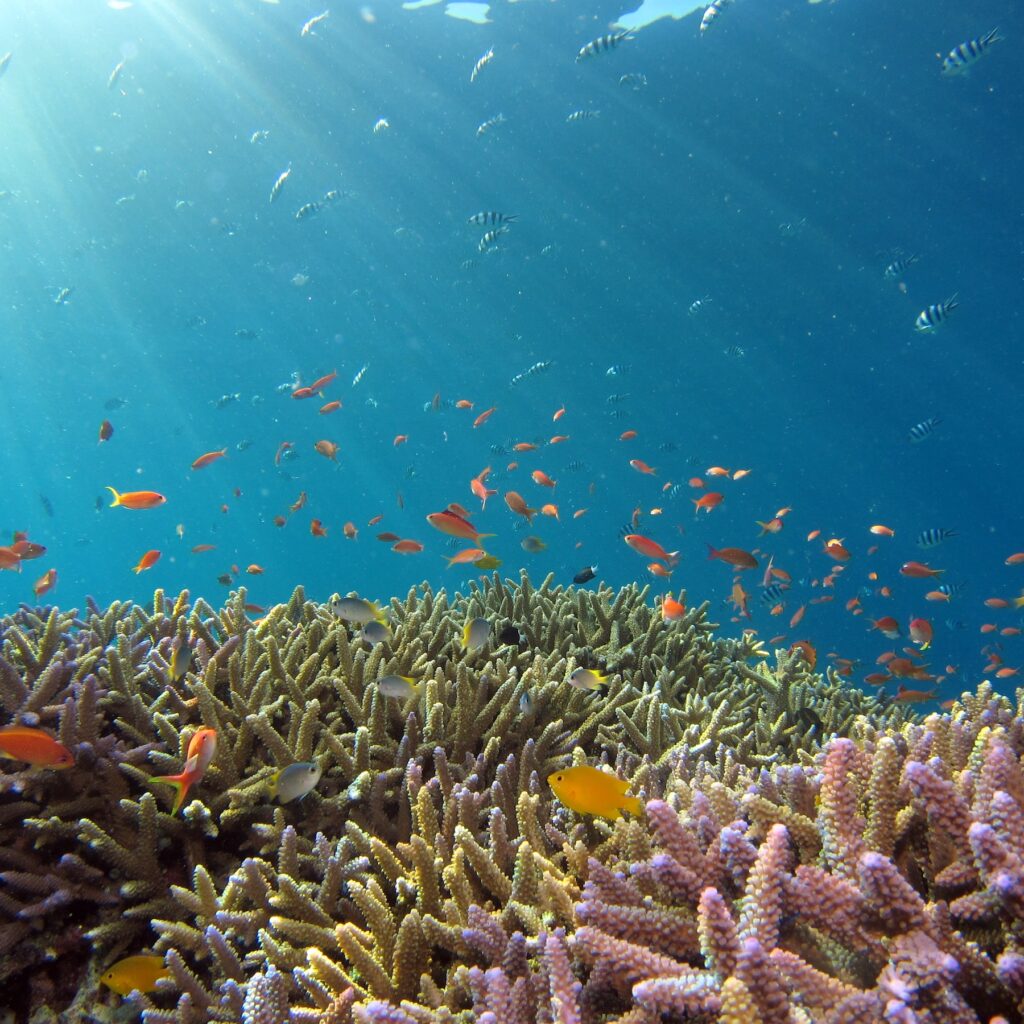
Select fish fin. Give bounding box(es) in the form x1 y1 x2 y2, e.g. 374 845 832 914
151 772 191 814
622 795 643 815
106 486 121 507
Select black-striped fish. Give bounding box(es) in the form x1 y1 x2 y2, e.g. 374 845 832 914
479 227 508 252
908 417 940 443
476 113 506 138
884 254 919 279
470 47 494 83
941 29 1002 77
760 584 789 604
576 31 632 62
605 364 631 376
566 110 600 123
914 294 958 333
938 583 967 600
700 0 731 36
295 202 320 221
269 167 291 204
468 211 517 226
916 528 956 549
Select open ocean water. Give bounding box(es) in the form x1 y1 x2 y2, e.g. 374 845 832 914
0 0 1019 706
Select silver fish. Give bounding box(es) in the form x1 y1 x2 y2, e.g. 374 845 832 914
269 167 291 204
476 113 506 137
468 211 517 226
108 59 127 90
700 0 731 35
301 10 330 37
470 47 494 83
941 28 1002 77
566 109 600 122
269 762 322 803
576 31 632 62
479 227 508 252
330 595 384 625
378 674 418 699
352 364 369 387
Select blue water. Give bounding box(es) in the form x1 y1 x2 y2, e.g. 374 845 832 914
0 0 1020 704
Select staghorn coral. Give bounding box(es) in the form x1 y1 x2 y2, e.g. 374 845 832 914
0 574 1006 1024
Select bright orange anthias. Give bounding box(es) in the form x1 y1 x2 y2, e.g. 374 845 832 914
151 727 217 815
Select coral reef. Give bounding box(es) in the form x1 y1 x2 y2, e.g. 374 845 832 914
2 574 1018 1023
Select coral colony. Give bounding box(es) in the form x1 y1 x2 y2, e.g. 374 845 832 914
1 573 1023 1022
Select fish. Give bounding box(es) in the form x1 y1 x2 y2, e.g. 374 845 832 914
468 211 517 226
295 201 321 221
624 534 679 566
104 396 128 410
191 448 228 470
662 594 686 621
908 618 933 650
900 561 944 578
250 130 270 144
168 638 192 683
314 439 339 461
470 47 494 82
373 117 390 134
531 469 556 488
476 113 506 137
269 167 291 204
269 762 322 803
108 59 127 90
151 727 217 815
462 617 490 651
566 109 600 123
427 510 494 543
107 487 166 510
352 364 369 386
0 725 74 769
884 253 919 279
700 0 731 35
576 31 632 61
300 10 330 36
573 564 598 584
916 528 956 549
479 227 508 252
378 674 419 699
475 554 503 570
693 492 724 513
618 73 647 89
214 392 240 408
98 419 114 443
630 459 656 475
908 417 941 443
707 545 758 570
0 53 11 78
521 536 547 553
330 596 387 625
569 667 608 691
548 765 642 819
914 294 958 333
505 492 537 522
392 539 424 554
100 955 170 996
132 550 161 574
509 361 554 386
940 28 1002 76
360 620 392 647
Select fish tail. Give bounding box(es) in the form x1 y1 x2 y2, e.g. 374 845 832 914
706 544 718 561
622 796 644 816
666 551 680 568
106 486 121 507
478 532 497 541
151 772 192 814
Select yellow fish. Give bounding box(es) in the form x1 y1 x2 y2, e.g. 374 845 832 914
547 765 642 819
100 954 170 996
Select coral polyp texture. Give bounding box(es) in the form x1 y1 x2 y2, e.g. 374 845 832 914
0 574 1020 1023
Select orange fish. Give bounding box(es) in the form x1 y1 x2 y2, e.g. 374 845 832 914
807 529 821 541
447 502 473 519
393 434 408 447
756 518 784 535
648 562 672 578
377 532 401 542
730 582 750 618
10 539 45 560
707 545 758 570
895 686 937 704
33 568 58 597
473 407 496 428
900 561 944 578
541 503 560 520
996 667 1020 678
688 477 705 488
456 399 474 410
985 598 1010 608
870 616 901 639
553 406 566 421
0 725 74 769
550 435 570 444
630 459 656 475
624 534 679 566
1005 553 1024 566
319 400 342 415
693 492 724 513
314 439 339 461
789 640 816 670
291 386 318 400
619 430 638 441
368 514 384 526
273 515 286 528
732 469 751 480
824 540 851 561
427 510 493 542
310 519 327 537
925 590 951 602
132 550 161 574
309 370 337 392
908 618 933 649
392 539 424 554
514 442 538 452
789 604 806 628
661 594 686 621
505 492 538 522
152 727 217 814
191 544 216 553
446 547 487 567
343 521 358 539
290 491 308 513
706 467 730 477
275 441 294 466
573 508 588 519
107 487 166 510
191 448 228 471
870 525 895 537
471 469 497 510
98 419 114 443
531 470 557 488
246 564 265 575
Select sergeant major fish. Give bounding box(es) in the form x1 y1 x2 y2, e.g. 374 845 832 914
566 109 600 122
468 211 517 226
301 10 330 37
269 167 291 204
479 227 508 252
470 47 494 83
700 0 731 35
576 31 631 61
914 294 958 333
476 113 506 137
940 28 1002 77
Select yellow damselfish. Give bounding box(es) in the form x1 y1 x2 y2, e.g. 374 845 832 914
100 954 170 996
547 765 643 819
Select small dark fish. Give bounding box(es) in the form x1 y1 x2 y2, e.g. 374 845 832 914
908 417 941 443
95 495 104 512
498 625 522 646
760 583 789 603
573 564 598 585
216 573 233 586
234 328 258 340
104 397 128 410
468 211 517 226
39 494 54 518
916 527 956 549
